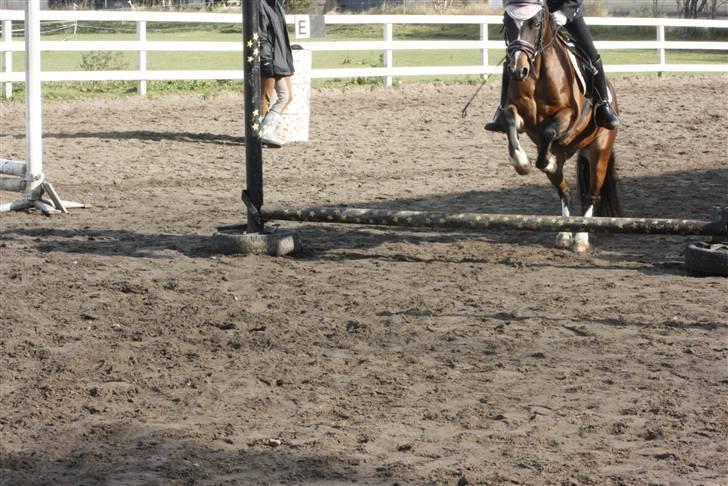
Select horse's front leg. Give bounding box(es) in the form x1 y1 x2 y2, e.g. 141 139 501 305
503 106 530 175
535 118 563 174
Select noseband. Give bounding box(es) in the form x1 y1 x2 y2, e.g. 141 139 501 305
505 7 553 73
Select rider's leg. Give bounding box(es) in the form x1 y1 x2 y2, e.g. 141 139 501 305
564 17 620 129
484 64 510 133
590 56 619 128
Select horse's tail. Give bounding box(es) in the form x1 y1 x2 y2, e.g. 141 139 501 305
577 150 624 218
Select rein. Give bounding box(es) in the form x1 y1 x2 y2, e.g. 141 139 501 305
460 55 508 118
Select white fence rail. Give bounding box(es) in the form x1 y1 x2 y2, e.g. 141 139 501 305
1 10 727 96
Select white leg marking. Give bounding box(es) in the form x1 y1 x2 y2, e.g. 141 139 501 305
543 153 558 174
574 204 594 253
509 140 530 175
555 199 573 248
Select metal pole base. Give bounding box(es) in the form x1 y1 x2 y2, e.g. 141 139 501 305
0 181 88 215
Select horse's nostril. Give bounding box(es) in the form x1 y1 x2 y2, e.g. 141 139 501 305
521 67 529 77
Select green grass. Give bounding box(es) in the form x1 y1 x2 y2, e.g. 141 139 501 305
1 22 726 98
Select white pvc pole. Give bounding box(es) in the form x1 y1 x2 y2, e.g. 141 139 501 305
25 0 43 197
0 178 25 192
1 1 84 215
0 159 27 177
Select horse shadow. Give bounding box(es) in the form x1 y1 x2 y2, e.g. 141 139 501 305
0 226 218 259
2 169 724 275
266 167 726 270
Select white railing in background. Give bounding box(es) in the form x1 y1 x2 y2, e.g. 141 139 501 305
1 10 727 97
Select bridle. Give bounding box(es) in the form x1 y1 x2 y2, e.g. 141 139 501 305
504 4 556 75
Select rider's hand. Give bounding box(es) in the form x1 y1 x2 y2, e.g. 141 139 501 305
552 10 568 28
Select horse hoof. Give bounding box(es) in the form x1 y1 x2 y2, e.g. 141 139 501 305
513 164 531 176
555 232 573 249
573 240 590 253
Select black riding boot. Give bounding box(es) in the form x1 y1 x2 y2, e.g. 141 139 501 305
484 65 510 133
592 57 620 129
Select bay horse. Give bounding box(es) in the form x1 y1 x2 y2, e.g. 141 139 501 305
499 0 624 252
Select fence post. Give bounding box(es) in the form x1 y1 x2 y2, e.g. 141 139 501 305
2 19 12 98
137 20 147 95
480 22 488 77
383 22 393 87
657 23 666 77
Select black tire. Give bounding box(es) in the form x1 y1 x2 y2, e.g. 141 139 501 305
685 242 728 277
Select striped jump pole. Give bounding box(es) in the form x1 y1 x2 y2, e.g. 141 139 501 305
0 0 85 215
260 206 728 237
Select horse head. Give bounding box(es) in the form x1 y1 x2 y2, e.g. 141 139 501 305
503 0 553 81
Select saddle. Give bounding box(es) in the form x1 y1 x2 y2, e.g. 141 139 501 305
554 32 613 103
556 33 592 97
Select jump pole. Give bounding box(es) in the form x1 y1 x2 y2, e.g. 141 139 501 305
0 0 85 215
259 206 728 237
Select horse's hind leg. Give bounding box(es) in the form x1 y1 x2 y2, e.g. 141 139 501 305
573 206 593 253
544 161 574 249
573 140 615 253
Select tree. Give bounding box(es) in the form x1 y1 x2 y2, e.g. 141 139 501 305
677 0 708 19
284 0 312 13
675 0 726 37
709 0 728 18
674 0 715 18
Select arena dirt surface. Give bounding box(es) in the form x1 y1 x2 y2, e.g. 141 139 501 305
1 76 727 485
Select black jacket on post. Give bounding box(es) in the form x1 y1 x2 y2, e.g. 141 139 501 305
546 0 584 21
259 0 295 78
